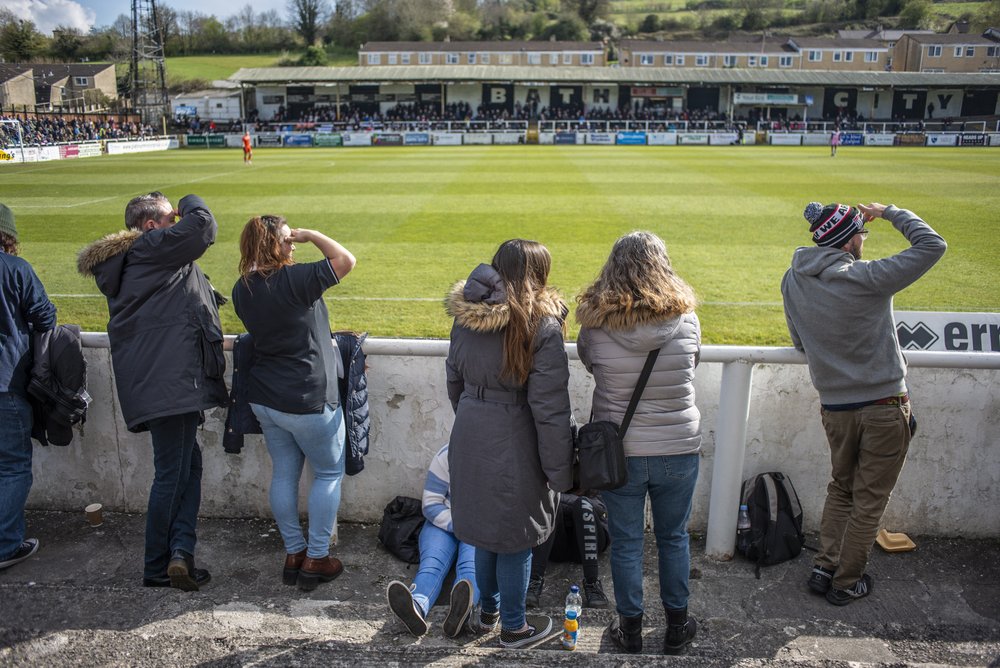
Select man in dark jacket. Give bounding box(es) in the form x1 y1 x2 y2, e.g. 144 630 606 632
78 192 227 591
0 202 56 571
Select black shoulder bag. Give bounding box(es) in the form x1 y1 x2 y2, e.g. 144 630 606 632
575 347 661 491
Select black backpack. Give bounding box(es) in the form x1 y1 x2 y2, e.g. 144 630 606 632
378 496 425 564
737 471 805 578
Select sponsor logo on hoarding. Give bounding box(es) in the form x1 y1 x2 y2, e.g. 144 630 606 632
0 149 13 161
282 134 313 147
895 312 1000 352
897 133 926 146
840 133 864 146
404 133 429 145
373 133 403 146
616 132 646 145
587 133 614 145
554 132 577 145
960 134 986 146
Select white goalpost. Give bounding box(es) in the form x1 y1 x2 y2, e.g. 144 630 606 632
0 118 27 163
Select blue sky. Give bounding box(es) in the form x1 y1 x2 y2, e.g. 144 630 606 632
5 0 288 34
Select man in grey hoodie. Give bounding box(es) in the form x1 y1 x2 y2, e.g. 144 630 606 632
781 201 946 606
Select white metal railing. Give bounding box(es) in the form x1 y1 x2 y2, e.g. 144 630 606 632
78 333 1000 559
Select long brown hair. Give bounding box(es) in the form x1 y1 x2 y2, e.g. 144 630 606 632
578 231 697 316
492 239 564 384
238 215 293 281
0 231 18 256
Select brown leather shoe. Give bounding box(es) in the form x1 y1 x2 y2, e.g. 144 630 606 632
297 555 343 591
283 549 307 586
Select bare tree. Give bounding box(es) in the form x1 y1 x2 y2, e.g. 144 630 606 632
287 0 331 45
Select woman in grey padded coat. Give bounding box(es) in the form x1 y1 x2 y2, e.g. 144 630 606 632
576 231 702 656
445 239 574 649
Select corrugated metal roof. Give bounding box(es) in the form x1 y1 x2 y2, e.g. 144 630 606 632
230 65 1000 87
360 41 603 53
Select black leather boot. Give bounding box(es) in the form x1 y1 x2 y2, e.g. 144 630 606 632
663 606 697 654
608 612 643 654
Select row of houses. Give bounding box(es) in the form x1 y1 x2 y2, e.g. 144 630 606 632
358 28 1000 74
0 63 118 111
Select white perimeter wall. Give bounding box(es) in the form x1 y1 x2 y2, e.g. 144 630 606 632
27 344 1000 537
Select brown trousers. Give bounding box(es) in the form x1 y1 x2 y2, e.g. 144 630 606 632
816 400 912 589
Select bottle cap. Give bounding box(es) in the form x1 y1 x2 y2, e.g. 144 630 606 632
566 610 578 620
570 584 580 593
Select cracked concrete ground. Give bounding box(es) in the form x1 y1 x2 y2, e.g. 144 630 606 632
1 511 998 667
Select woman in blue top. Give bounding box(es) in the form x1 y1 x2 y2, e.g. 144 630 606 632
232 215 355 591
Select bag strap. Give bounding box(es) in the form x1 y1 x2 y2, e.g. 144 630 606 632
618 348 661 438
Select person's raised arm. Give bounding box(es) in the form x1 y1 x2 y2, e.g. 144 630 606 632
288 228 356 280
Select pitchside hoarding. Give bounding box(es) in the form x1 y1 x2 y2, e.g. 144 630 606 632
554 132 577 145
107 139 171 154
840 133 864 146
926 133 958 147
647 133 678 145
865 134 895 146
616 132 646 145
586 133 614 145
895 312 1000 353
403 133 429 146
770 134 802 146
960 134 987 146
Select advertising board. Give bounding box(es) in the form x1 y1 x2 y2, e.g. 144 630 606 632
864 134 896 146
107 139 171 154
708 133 739 145
840 133 864 146
282 133 313 147
616 132 646 145
403 133 429 146
678 133 709 145
372 133 403 146
959 133 986 147
897 133 926 146
462 133 492 145
554 132 577 145
586 133 614 145
989 134 1000 146
314 133 343 147
801 133 830 146
431 133 462 146
768 134 802 146
257 133 283 147
646 132 677 145
895 312 1000 353
492 133 521 145
342 133 373 147
926 133 957 147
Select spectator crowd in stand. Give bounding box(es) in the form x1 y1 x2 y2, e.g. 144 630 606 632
0 115 156 147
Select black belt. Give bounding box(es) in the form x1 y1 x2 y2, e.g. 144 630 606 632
824 393 909 411
465 384 527 405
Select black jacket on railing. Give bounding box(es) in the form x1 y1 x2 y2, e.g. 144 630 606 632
223 331 370 477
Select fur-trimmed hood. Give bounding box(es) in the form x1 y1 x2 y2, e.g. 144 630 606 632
77 229 141 298
576 293 688 352
445 263 566 333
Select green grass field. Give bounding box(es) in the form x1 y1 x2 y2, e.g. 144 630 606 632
3 146 998 344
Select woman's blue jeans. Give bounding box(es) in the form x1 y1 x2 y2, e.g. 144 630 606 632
251 402 345 559
475 547 532 630
0 392 33 562
603 454 700 616
412 522 478 616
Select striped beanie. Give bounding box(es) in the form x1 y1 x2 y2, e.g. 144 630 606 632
0 203 16 242
804 202 863 248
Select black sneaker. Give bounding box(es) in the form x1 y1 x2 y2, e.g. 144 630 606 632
663 617 697 654
499 614 552 649
475 608 500 635
583 578 609 608
525 575 544 609
443 578 474 638
386 580 428 637
0 538 38 570
826 573 874 606
808 566 835 595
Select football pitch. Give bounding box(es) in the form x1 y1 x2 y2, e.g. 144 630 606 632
4 145 999 345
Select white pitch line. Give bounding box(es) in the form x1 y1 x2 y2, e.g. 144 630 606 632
12 160 296 209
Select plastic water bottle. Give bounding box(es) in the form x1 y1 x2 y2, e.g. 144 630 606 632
565 584 583 618
737 504 752 554
561 610 579 650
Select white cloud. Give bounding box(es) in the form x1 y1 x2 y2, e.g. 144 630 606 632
2 0 97 34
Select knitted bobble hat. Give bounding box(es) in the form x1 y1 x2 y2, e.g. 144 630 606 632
804 202 863 248
0 203 16 242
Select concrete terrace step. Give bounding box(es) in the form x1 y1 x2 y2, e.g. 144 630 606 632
0 511 997 667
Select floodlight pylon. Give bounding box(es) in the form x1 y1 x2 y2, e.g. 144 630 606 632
128 0 169 126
